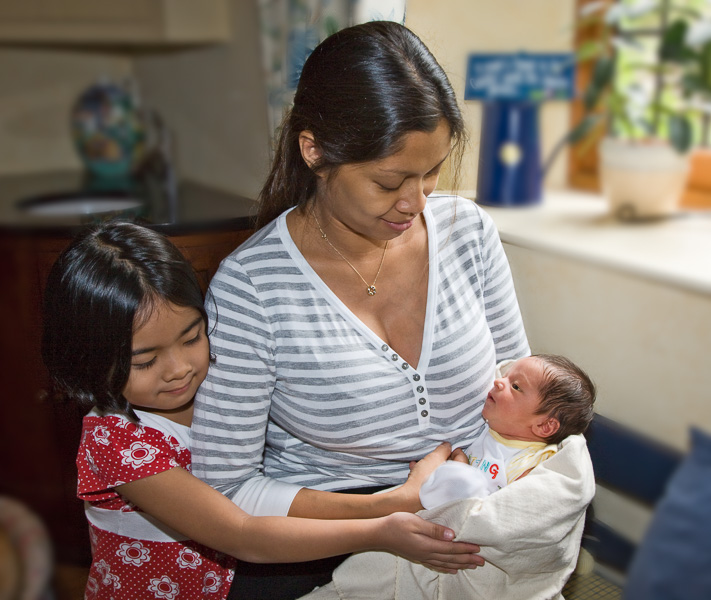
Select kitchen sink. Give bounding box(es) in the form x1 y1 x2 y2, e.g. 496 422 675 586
18 192 143 217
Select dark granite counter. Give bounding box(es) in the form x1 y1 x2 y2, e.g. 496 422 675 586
0 170 257 237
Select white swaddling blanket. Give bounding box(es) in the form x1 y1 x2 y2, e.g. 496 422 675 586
300 433 595 600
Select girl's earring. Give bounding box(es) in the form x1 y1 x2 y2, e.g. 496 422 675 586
210 352 217 362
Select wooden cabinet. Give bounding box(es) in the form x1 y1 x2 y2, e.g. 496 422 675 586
0 225 252 565
170 229 253 295
0 0 231 45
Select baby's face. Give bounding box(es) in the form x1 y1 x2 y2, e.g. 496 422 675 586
482 357 546 442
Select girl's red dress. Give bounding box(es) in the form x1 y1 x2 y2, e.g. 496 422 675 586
77 411 235 599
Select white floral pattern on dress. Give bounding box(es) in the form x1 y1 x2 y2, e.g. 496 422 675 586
96 559 121 590
92 425 111 446
86 448 100 477
148 575 179 599
118 498 136 512
120 441 159 469
117 540 151 567
164 433 182 453
202 571 223 594
177 547 203 569
116 420 146 437
79 414 234 598
89 526 99 549
86 575 99 597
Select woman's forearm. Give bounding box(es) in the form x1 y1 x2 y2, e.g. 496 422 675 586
287 485 418 519
286 442 453 519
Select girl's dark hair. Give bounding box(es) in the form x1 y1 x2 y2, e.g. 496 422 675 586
41 221 207 420
257 20 466 229
533 354 596 445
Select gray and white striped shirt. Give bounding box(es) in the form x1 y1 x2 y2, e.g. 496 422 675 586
191 195 529 516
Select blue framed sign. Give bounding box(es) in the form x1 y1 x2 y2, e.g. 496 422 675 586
464 52 576 102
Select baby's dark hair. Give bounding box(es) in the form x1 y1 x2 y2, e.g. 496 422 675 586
41 221 207 421
533 354 596 445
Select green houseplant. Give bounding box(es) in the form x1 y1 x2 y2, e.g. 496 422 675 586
566 0 711 218
661 5 711 208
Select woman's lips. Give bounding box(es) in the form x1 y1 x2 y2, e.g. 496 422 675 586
383 218 414 232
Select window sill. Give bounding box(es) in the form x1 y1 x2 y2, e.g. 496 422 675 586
464 189 711 297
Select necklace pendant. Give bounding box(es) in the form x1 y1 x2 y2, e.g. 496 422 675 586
367 285 377 296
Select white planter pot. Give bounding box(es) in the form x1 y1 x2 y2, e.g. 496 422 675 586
599 138 690 220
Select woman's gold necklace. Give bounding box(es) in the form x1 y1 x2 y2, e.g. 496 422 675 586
312 211 388 296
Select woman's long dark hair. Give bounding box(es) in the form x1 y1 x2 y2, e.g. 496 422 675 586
257 20 466 229
41 221 207 421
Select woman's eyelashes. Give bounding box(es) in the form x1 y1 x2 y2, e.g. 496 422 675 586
376 180 402 191
375 169 441 192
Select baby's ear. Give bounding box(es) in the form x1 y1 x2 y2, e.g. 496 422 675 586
535 417 560 440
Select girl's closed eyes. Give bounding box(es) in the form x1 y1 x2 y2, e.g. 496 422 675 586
122 302 210 424
132 357 156 370
131 319 204 370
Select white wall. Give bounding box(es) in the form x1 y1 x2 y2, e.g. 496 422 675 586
0 49 132 176
502 240 711 544
0 1 576 199
505 243 711 453
134 0 270 200
0 0 271 201
406 0 575 193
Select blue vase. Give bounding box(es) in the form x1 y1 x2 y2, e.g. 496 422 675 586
71 81 146 184
476 101 542 207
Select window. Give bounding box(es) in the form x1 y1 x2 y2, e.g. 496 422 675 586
569 0 711 208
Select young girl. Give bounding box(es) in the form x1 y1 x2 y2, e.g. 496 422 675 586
41 221 479 600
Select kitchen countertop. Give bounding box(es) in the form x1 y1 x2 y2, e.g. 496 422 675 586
0 170 257 236
472 189 711 296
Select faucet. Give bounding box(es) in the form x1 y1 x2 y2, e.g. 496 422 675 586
135 109 179 222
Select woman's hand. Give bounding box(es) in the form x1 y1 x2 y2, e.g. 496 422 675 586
380 512 483 574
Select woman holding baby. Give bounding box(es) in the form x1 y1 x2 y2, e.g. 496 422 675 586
192 20 530 599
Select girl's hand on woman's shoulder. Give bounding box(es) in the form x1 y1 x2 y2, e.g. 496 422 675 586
380 512 483 573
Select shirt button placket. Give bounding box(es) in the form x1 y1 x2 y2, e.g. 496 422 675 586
379 343 429 426
411 371 429 426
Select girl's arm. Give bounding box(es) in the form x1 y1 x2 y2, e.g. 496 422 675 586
116 466 483 573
